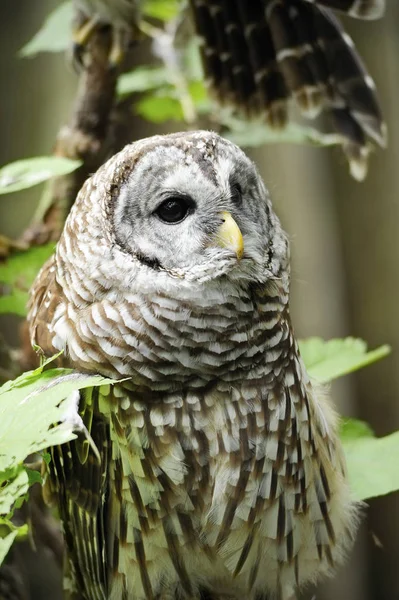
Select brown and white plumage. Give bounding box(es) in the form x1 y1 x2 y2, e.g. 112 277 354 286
28 131 358 600
190 0 386 180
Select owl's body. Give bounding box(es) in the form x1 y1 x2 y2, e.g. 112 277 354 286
29 131 357 600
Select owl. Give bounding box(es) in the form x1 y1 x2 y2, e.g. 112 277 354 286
72 0 385 179
28 131 358 600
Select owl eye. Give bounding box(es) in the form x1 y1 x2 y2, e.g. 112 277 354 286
155 197 192 224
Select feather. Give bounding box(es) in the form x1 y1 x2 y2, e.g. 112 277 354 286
189 0 386 178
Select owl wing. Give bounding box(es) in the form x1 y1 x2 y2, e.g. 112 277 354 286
189 0 385 179
28 255 60 354
47 389 109 600
28 263 110 600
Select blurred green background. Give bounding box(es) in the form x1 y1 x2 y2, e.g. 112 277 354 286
1 1 399 599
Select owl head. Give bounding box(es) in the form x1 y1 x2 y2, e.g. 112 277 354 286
59 131 289 303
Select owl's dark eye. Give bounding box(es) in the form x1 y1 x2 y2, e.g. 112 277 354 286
155 197 192 224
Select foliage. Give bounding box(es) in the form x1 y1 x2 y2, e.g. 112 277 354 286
302 338 398 502
0 355 119 564
19 2 74 57
0 244 55 316
224 119 343 148
340 419 399 501
0 157 81 196
118 66 170 95
143 0 180 21
299 337 391 383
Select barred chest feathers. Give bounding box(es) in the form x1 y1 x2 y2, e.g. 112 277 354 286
99 358 353 600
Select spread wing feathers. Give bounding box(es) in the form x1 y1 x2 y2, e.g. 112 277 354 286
189 0 386 180
45 386 110 600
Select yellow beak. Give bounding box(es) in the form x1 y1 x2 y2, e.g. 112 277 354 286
214 211 244 260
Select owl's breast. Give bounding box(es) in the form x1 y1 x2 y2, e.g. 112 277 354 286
48 282 291 392
99 378 355 600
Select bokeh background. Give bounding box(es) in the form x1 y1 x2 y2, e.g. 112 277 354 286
0 1 398 599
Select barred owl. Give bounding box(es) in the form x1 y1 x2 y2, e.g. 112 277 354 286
73 0 385 179
28 131 358 600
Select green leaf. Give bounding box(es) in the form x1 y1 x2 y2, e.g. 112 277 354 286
136 94 183 122
118 66 170 96
0 470 29 516
0 360 121 566
142 0 180 21
340 418 375 441
0 244 55 316
224 119 343 148
0 294 27 318
25 468 42 487
341 418 399 500
299 337 391 383
0 366 119 476
19 2 73 57
183 38 204 82
0 156 81 196
0 352 62 396
0 527 18 565
188 80 209 111
42 452 51 466
0 519 28 565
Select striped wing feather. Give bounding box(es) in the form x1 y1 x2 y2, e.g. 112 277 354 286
47 387 109 600
190 0 386 179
